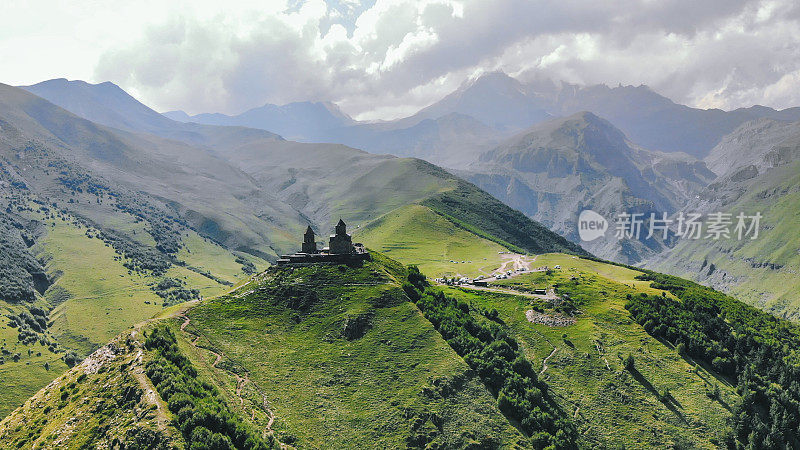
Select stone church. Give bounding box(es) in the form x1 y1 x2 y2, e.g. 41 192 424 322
277 219 370 265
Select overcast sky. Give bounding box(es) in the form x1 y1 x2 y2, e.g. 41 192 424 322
3 0 800 119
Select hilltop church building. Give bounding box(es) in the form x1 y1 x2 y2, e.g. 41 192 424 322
277 219 370 265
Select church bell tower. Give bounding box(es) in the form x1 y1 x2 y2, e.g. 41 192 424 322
302 226 317 253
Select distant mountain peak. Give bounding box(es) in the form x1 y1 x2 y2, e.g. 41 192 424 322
458 70 526 96
27 78 125 93
412 71 549 131
21 78 174 134
162 110 192 122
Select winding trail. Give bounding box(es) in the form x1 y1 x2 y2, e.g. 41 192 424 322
180 315 190 331
179 314 281 445
236 375 248 406
540 347 558 375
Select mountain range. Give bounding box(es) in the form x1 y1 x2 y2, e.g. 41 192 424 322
0 74 798 448
0 79 584 420
162 71 800 162
20 76 800 318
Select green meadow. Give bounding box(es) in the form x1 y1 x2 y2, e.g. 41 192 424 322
443 254 735 448
356 204 508 278
182 254 527 448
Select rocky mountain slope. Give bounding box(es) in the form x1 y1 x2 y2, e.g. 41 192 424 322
646 119 800 319
462 112 715 263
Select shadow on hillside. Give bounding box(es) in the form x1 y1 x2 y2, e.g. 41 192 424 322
629 367 688 424
649 334 737 388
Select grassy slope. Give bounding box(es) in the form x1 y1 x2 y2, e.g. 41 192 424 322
182 253 526 448
36 212 165 354
421 177 589 256
0 323 184 448
0 206 264 420
176 232 269 286
0 320 69 420
648 161 800 320
2 252 767 447
444 254 735 448
355 204 508 278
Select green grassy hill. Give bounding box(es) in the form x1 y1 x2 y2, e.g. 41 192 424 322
0 82 585 422
355 204 509 277
6 251 798 447
180 253 528 448
1 253 528 448
443 254 735 447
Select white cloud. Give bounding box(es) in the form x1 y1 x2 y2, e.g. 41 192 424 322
3 0 800 118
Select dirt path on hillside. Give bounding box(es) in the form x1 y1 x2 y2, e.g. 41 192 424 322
540 347 558 375
454 283 561 302
496 254 535 274
456 284 541 298
180 315 190 331
236 375 248 406
179 315 283 446
121 334 172 433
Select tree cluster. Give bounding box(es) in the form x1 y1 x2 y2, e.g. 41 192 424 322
628 272 800 448
405 266 577 449
152 277 200 307
0 217 46 303
144 326 273 449
235 256 257 275
8 307 51 347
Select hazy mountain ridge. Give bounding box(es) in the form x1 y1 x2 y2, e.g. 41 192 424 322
159 72 544 167
22 78 286 149
162 71 800 164
462 112 715 263
317 112 503 168
644 118 800 319
171 100 354 141
409 71 551 131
